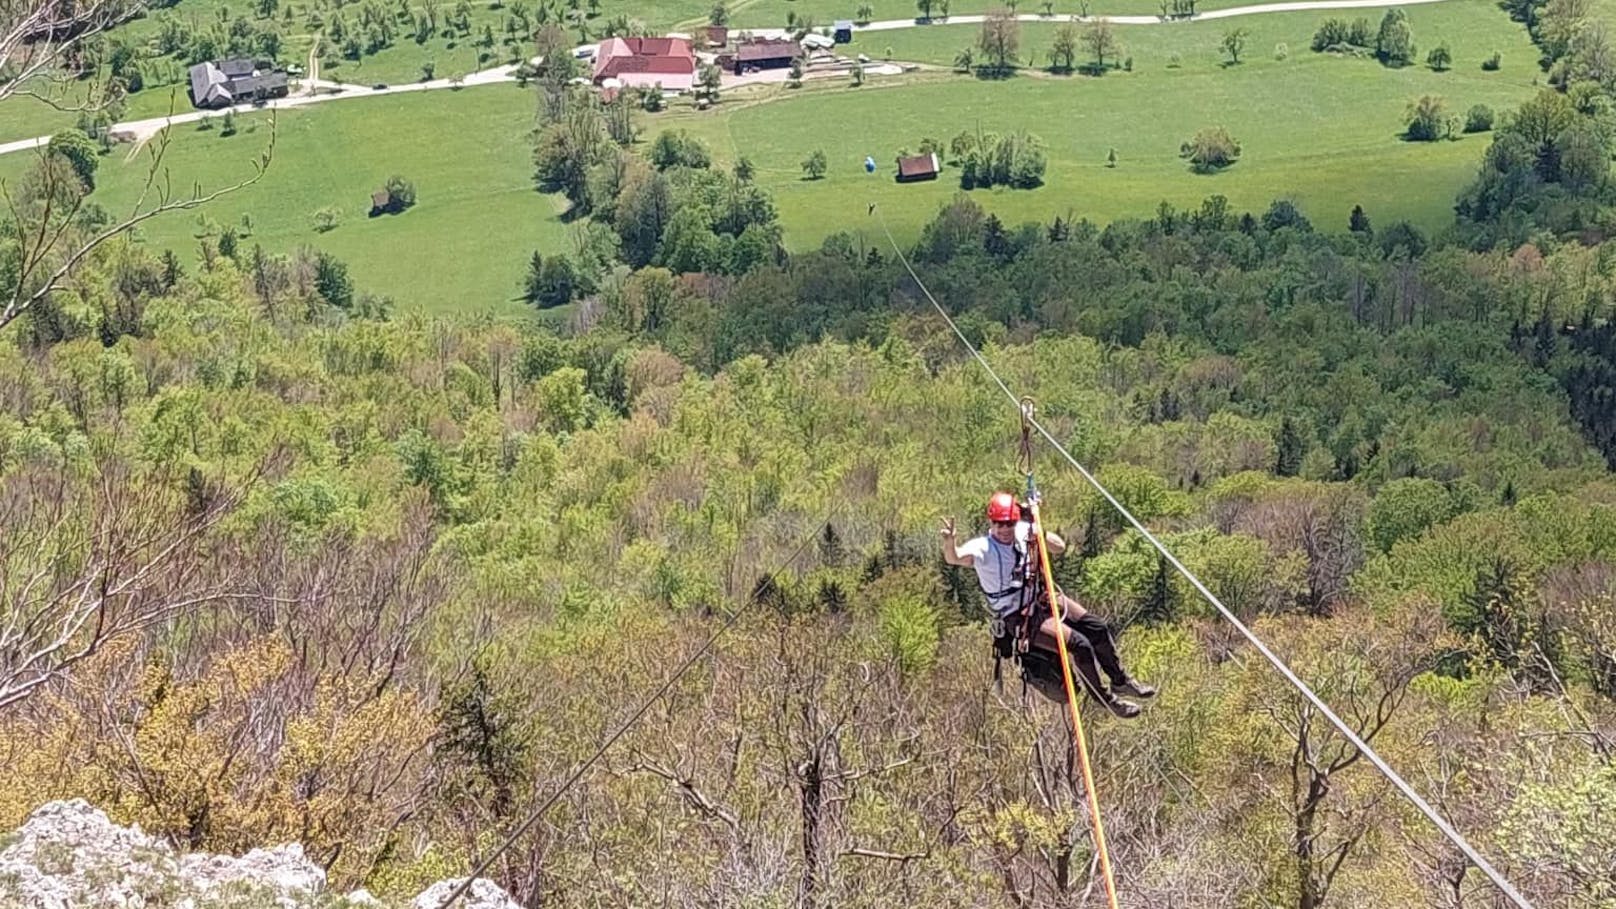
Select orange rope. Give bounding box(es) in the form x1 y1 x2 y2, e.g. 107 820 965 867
1029 498 1121 909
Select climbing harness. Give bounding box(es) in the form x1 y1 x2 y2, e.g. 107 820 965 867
989 399 1051 697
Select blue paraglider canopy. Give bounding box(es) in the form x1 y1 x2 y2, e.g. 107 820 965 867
864 156 876 173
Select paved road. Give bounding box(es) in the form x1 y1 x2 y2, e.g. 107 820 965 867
0 0 1451 158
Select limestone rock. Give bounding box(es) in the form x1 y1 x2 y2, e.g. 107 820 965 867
411 878 524 909
0 800 521 909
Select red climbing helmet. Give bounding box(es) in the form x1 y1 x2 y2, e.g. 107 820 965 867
986 492 1021 524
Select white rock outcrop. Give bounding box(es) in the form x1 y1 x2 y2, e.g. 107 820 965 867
411 878 524 909
0 800 519 909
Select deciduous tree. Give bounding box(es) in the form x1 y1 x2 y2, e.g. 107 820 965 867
1376 7 1415 65
801 149 828 180
1081 18 1118 70
977 7 1020 73
1222 26 1248 64
0 462 258 711
1049 21 1079 71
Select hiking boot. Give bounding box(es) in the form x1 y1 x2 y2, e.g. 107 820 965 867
1100 695 1142 719
1113 677 1157 699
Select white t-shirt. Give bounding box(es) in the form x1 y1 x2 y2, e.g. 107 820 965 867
956 521 1032 617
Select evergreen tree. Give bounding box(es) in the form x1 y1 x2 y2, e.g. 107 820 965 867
314 252 354 308
817 578 848 613
1375 7 1415 65
160 249 184 289
1349 204 1372 234
523 251 545 304
438 660 529 818
818 522 845 567
533 256 576 308
1275 416 1305 476
1141 553 1175 623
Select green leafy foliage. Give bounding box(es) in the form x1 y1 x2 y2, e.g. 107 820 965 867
1367 477 1457 552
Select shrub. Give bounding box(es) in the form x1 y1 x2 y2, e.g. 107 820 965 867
1312 16 1372 51
1464 104 1494 133
1482 51 1501 70
1404 95 1446 141
959 130 1046 189
47 128 100 190
1182 125 1241 172
1262 198 1311 231
312 207 343 232
650 130 711 169
1347 17 1372 46
383 175 417 211
879 593 942 675
1311 17 1346 51
1274 42 1288 60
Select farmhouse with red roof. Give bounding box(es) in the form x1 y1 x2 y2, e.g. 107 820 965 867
592 36 697 92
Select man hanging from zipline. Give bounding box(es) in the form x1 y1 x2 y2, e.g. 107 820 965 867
942 491 1156 718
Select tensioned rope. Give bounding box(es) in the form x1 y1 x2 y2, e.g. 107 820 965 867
1015 397 1123 909
1029 492 1123 909
868 204 1537 909
436 505 836 908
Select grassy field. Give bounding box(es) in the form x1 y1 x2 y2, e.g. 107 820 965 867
679 0 1325 28
0 0 1542 314
0 0 1517 141
0 0 1357 142
0 81 207 144
838 0 1530 67
659 2 1539 247
2 85 564 315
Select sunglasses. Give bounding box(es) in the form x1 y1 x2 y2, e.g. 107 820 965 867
992 519 1017 527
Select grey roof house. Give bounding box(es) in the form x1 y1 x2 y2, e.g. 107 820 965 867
188 58 289 109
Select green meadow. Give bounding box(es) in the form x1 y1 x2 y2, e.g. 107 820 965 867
661 2 1540 246
0 0 1544 312
1 86 565 315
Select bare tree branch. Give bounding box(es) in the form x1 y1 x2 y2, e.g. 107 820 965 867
838 845 929 863
1 0 142 108
1 113 277 334
0 459 270 711
625 754 745 836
